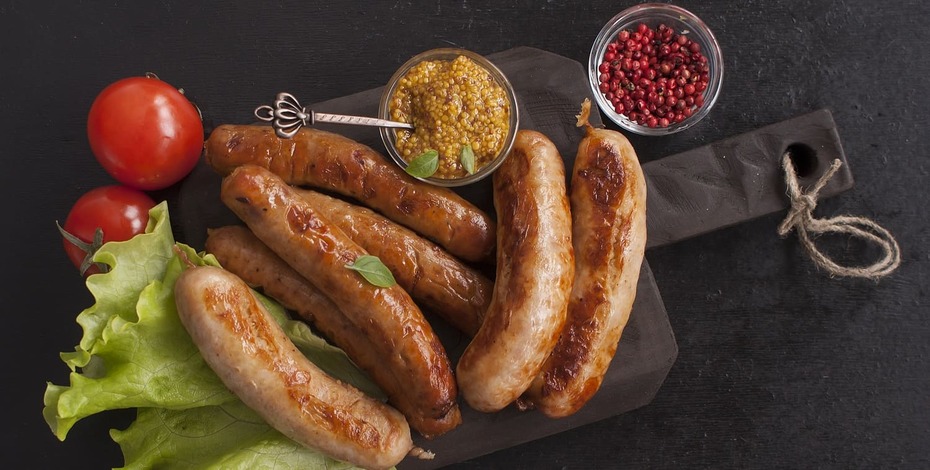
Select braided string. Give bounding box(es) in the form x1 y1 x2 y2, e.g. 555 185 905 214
777 154 901 279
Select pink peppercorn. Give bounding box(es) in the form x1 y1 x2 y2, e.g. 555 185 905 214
597 22 710 128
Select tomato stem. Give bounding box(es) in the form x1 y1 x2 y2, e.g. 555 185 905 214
56 221 108 275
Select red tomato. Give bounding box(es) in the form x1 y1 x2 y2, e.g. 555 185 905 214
60 186 156 276
87 75 204 190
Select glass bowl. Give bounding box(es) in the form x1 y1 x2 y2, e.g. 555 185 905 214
588 3 723 135
379 48 519 187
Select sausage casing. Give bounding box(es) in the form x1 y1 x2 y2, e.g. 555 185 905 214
522 104 648 417
204 124 495 263
174 265 412 470
205 225 403 399
456 130 574 412
220 164 461 437
294 188 492 336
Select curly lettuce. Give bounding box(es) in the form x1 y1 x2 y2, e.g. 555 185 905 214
44 202 381 469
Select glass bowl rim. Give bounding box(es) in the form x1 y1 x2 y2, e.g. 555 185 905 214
378 47 520 187
587 3 724 136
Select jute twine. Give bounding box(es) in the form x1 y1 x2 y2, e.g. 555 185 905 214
777 154 901 279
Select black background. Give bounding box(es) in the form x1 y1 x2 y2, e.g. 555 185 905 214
3 1 928 468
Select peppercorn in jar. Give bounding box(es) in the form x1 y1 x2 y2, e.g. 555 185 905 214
389 55 511 179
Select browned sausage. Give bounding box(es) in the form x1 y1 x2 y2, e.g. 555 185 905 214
205 225 406 403
220 164 461 438
456 130 574 412
204 124 495 263
522 100 648 417
205 225 356 330
174 265 412 470
294 188 492 335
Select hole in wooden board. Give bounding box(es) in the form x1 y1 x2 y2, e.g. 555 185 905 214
785 143 819 178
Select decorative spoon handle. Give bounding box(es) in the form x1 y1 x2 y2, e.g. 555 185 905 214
255 92 413 139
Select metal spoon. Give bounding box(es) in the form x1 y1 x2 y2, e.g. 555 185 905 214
254 92 413 139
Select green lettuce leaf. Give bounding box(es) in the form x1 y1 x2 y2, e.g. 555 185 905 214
44 202 381 469
111 402 356 470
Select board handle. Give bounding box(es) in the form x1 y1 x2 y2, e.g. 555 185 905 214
643 109 854 249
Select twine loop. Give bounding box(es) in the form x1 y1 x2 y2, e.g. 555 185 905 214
777 154 901 279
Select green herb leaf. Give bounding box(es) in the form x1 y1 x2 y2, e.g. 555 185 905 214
345 255 397 287
460 144 476 174
405 149 439 178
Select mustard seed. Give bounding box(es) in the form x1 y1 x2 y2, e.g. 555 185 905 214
389 55 510 179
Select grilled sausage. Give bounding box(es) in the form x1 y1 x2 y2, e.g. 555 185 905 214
294 188 492 335
204 124 495 263
220 164 461 438
205 225 406 402
205 225 345 329
456 130 574 413
522 100 648 417
174 265 412 470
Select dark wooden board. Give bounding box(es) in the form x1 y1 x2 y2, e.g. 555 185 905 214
644 109 854 249
178 46 679 468
177 47 855 468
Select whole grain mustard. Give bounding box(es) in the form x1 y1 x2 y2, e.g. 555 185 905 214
389 55 511 179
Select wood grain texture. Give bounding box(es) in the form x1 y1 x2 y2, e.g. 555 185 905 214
644 109 853 248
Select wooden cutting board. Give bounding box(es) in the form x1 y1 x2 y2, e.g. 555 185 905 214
176 46 852 468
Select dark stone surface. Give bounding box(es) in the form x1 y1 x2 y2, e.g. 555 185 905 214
4 1 927 468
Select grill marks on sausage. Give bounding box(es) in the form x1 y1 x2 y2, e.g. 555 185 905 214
201 281 383 451
541 284 607 393
226 133 243 152
556 139 636 398
578 142 627 268
295 394 382 450
287 205 326 234
204 226 417 443
398 197 417 216
293 188 492 336
522 126 647 418
456 130 573 413
579 141 626 206
220 165 461 438
484 148 538 334
204 124 496 262
284 205 344 260
207 226 337 329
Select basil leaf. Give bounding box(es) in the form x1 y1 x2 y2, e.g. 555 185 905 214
460 144 476 174
345 255 397 287
405 149 439 178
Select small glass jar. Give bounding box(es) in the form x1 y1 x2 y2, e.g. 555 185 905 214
589 3 723 135
379 48 520 187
